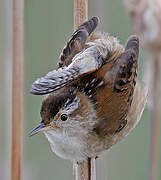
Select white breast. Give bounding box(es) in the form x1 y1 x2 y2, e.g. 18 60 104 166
44 130 90 162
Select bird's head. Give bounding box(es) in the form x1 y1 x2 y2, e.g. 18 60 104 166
28 86 97 137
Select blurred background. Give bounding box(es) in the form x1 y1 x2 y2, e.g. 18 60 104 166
0 0 160 180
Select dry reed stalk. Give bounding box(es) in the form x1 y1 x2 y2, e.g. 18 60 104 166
11 0 24 180
73 0 96 179
73 158 96 180
74 0 88 30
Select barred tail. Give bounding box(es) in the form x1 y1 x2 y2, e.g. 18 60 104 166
113 35 139 94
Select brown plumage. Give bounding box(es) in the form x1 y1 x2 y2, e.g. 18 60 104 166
29 17 147 162
74 35 139 137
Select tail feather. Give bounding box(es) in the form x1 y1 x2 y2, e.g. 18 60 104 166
125 35 139 58
113 35 139 93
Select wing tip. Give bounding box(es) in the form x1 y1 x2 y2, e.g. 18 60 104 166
30 81 51 95
90 16 100 25
125 35 139 50
125 35 139 59
29 86 43 95
29 87 52 95
79 16 100 35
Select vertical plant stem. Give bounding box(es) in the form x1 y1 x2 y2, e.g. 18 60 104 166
73 158 96 180
73 0 96 179
11 0 24 180
90 157 96 180
74 0 88 30
150 56 160 180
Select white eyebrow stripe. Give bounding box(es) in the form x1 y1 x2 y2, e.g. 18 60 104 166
63 96 80 113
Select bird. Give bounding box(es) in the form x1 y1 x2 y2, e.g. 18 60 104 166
29 17 147 163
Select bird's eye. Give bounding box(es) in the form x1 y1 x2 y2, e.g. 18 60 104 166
60 114 68 121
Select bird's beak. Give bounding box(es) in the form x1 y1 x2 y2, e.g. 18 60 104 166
28 122 45 137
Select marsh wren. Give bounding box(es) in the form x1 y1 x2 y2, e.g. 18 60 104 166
29 17 147 162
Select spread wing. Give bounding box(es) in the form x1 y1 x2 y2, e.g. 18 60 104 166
30 17 100 95
57 16 99 69
30 49 103 95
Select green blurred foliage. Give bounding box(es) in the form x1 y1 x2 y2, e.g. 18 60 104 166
0 0 160 180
